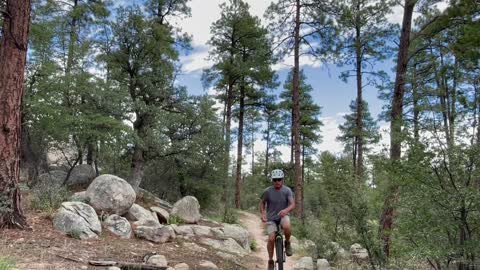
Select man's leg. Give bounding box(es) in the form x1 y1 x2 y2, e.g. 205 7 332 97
281 216 292 241
267 233 275 259
281 216 293 256
266 222 276 270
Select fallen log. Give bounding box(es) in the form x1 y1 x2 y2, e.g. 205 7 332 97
89 260 168 270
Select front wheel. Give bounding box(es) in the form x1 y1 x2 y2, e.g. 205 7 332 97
275 236 284 270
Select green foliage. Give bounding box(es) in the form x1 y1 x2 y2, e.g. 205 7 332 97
29 183 70 214
279 69 323 156
337 100 381 155
222 208 239 224
168 215 184 225
0 257 15 270
265 0 336 60
391 143 480 268
332 0 395 85
141 96 224 209
67 228 83 240
250 239 258 251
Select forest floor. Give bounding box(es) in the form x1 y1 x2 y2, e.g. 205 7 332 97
239 211 301 269
1 191 304 270
0 192 246 270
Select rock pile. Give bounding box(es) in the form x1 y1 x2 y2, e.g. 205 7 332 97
52 173 250 268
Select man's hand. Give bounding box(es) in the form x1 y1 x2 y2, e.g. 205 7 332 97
279 209 288 218
261 213 267 223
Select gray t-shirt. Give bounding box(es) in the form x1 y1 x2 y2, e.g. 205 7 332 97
261 186 294 222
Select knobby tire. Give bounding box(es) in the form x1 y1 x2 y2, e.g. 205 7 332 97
275 236 284 270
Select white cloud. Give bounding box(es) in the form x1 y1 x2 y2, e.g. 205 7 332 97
387 0 449 25
176 0 273 47
316 115 345 154
180 47 213 73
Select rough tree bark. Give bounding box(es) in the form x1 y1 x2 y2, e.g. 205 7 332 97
379 0 416 258
235 82 245 209
0 0 31 229
355 19 364 181
293 0 303 220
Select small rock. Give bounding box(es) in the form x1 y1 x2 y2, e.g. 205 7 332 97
317 259 331 270
104 214 132 239
147 255 168 267
126 204 159 224
151 206 170 224
183 242 207 253
294 257 314 270
107 267 121 270
174 263 189 270
351 243 369 262
172 225 195 237
198 260 218 270
191 225 213 237
80 266 88 270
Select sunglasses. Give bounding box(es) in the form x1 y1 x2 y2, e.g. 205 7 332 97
272 178 283 182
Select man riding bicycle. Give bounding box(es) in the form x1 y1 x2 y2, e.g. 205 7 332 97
260 169 295 270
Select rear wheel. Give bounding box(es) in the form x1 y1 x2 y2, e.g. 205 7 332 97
275 235 284 270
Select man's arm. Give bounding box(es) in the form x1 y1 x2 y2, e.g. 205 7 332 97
259 200 267 222
279 196 295 217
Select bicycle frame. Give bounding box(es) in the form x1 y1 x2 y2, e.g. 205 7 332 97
274 221 285 270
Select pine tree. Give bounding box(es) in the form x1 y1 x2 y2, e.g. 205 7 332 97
337 100 380 166
280 69 322 186
105 1 190 190
204 0 276 209
333 0 393 180
266 0 334 219
0 0 31 229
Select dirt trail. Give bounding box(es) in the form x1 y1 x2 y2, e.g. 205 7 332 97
240 211 301 270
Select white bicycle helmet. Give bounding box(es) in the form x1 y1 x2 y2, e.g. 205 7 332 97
271 169 284 180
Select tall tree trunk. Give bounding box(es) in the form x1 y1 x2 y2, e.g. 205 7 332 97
380 0 416 258
475 79 480 145
130 112 148 191
0 0 31 229
86 141 94 165
355 22 364 181
449 59 458 145
293 0 303 220
290 109 294 165
66 0 78 75
434 52 451 145
265 116 271 178
301 137 305 185
235 82 245 209
251 119 255 174
223 80 234 210
223 26 237 212
412 63 420 141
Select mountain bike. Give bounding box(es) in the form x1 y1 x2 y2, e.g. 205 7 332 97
273 218 285 270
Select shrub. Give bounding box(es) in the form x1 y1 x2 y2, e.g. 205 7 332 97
30 182 70 213
0 257 15 270
222 208 239 224
67 228 83 240
250 239 258 251
168 215 184 225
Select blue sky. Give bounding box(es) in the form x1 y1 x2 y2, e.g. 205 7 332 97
170 0 448 159
172 0 402 156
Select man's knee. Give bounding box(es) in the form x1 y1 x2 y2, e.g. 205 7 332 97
281 217 291 230
268 233 276 243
